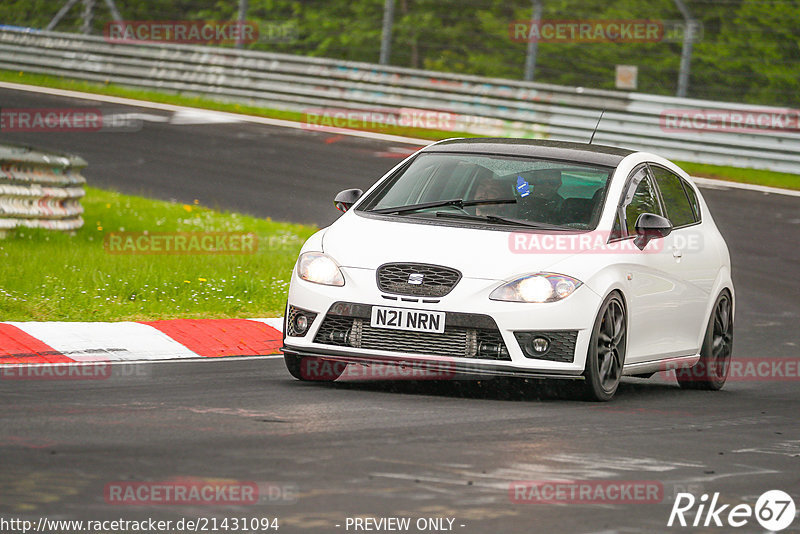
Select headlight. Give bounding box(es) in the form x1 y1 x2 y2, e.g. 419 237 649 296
297 252 345 286
489 273 582 303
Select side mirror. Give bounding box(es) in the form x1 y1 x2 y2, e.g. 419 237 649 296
634 213 673 250
334 189 363 213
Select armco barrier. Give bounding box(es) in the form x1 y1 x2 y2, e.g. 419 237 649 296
0 28 799 173
0 144 86 234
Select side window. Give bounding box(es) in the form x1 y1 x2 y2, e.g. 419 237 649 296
624 169 663 236
681 178 701 222
651 166 697 228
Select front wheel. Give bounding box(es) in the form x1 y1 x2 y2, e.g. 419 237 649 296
677 291 733 390
580 293 627 402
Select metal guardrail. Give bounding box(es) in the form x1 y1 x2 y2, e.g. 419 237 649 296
1 28 799 173
0 144 86 234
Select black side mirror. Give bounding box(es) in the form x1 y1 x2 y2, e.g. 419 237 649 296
334 189 363 213
634 213 673 250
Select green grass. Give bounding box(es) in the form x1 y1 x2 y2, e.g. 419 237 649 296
675 161 800 191
0 186 317 321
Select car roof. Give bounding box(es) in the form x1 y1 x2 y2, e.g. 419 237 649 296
421 138 635 167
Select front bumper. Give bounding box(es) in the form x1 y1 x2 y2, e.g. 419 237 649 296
284 266 603 377
282 345 585 380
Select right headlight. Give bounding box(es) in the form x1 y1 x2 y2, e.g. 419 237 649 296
489 273 582 303
296 252 345 287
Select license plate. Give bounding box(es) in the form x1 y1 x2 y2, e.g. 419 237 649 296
370 306 446 334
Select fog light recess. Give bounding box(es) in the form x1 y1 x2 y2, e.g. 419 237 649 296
287 306 318 337
531 336 551 355
295 314 309 334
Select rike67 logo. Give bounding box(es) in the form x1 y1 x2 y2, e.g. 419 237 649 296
668 490 796 531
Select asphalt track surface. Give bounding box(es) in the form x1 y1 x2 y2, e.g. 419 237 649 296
1 87 799 533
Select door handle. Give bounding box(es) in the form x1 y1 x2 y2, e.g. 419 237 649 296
673 248 684 259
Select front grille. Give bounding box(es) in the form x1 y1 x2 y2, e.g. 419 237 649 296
377 263 461 297
314 305 509 360
514 331 578 362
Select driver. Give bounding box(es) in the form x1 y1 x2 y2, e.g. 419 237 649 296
518 168 564 223
472 175 509 217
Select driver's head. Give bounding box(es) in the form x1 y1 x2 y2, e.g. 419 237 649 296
474 177 506 200
531 169 562 197
473 176 506 216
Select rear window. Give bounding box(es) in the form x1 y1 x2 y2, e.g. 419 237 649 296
682 178 702 221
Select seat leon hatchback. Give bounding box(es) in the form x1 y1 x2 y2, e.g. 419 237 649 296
282 138 734 401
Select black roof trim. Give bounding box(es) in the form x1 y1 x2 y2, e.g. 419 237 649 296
422 138 635 167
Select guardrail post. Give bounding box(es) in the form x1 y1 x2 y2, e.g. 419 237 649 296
81 0 95 35
523 0 543 82
379 0 395 65
236 0 249 49
674 0 696 98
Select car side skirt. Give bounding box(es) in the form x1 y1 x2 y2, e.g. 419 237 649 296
622 354 701 376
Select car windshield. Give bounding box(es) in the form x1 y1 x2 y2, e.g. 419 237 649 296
359 152 613 229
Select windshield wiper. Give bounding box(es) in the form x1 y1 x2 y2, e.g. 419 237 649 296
371 198 516 215
371 199 465 215
434 211 571 230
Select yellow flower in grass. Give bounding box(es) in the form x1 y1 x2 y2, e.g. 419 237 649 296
198 278 207 282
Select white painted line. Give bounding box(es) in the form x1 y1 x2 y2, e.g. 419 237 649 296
2 81 797 197
7 321 200 361
170 108 244 125
690 176 800 198
0 81 428 145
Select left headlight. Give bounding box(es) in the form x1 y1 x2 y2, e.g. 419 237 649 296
489 273 582 303
296 252 345 287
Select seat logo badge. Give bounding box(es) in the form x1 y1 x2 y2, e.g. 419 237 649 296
408 273 424 285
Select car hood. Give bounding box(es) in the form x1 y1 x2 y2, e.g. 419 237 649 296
321 213 581 280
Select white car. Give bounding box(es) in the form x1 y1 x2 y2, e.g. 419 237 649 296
282 139 734 401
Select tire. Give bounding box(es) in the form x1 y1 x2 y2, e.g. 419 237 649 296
284 354 345 382
580 292 627 402
284 353 305 380
677 290 733 391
